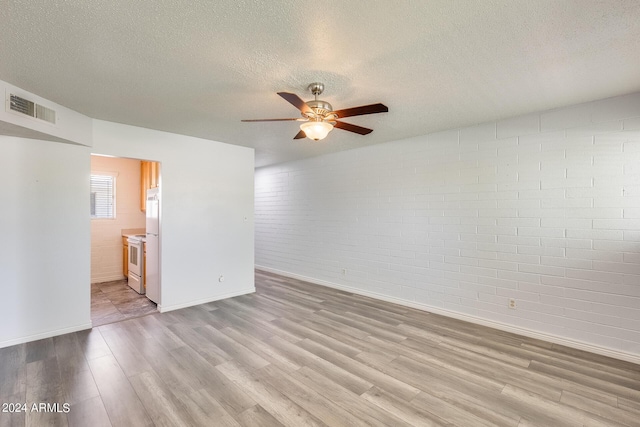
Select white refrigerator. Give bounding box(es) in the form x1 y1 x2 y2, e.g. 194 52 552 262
145 188 160 304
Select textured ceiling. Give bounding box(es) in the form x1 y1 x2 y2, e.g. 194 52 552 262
1 1 640 167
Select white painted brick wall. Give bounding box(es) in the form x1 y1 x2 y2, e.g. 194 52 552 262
255 92 640 357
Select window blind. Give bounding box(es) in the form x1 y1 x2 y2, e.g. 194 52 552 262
90 175 115 218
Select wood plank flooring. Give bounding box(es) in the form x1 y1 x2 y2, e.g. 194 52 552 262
2 270 639 426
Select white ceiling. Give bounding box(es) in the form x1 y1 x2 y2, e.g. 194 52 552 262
1 1 640 167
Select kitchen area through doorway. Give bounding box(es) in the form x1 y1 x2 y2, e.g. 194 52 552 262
90 155 161 326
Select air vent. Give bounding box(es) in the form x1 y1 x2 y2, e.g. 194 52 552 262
8 94 56 124
35 103 56 124
9 94 35 116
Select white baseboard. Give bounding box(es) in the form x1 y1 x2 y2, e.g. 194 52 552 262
256 265 640 365
0 322 93 349
158 288 256 313
91 275 126 284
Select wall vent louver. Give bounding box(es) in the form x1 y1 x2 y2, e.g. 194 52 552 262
9 94 56 124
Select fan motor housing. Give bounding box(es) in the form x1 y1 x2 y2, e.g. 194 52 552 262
304 100 334 119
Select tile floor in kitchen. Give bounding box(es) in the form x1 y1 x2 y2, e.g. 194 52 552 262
91 279 157 326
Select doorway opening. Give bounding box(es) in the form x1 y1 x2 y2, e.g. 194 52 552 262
89 154 161 326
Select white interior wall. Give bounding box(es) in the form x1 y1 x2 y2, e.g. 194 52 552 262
0 119 255 348
92 120 255 312
0 136 91 346
90 155 146 283
255 92 640 362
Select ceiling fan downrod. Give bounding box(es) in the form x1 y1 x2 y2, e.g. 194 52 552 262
305 82 333 119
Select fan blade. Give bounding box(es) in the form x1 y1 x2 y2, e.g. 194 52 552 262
293 130 306 139
278 92 312 114
241 118 302 122
334 121 373 135
333 103 388 118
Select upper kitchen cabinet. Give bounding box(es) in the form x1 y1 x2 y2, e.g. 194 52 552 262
140 160 160 212
149 162 159 189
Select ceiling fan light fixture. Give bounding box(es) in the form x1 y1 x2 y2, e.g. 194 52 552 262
242 83 388 140
300 121 333 141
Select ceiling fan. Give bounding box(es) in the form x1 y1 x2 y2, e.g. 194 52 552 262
242 82 388 141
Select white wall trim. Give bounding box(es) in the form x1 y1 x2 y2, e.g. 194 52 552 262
0 322 93 349
158 287 256 313
256 265 640 365
92 275 127 285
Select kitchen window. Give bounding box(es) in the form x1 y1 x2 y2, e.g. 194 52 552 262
90 174 116 219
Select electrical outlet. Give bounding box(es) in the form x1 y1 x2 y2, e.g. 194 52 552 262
508 298 517 309
218 275 225 282
342 268 347 275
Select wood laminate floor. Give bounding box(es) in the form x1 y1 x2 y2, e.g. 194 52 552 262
2 270 639 426
91 280 158 327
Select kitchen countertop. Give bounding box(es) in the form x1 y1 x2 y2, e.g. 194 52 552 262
122 228 146 242
122 228 145 237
